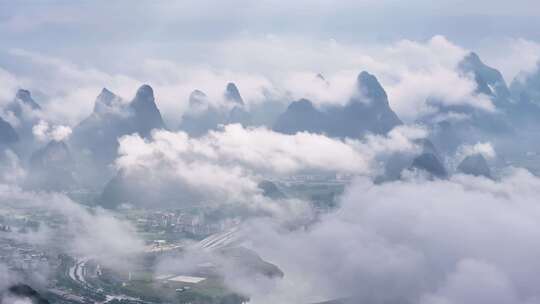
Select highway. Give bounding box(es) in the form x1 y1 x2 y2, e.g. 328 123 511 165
66 256 145 303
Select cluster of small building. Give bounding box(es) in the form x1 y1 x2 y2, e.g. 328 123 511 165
134 210 241 238
0 237 57 272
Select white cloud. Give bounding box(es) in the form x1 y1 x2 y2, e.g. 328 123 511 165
211 35 500 121
7 49 141 125
0 185 143 269
458 142 496 160
196 125 369 174
50 125 72 141
6 49 277 126
421 259 520 304
282 70 357 106
478 38 540 83
239 169 540 303
0 149 26 184
138 58 276 116
372 36 494 120
112 124 424 210
32 120 72 142
386 66 495 119
116 124 425 177
206 35 487 119
0 68 19 107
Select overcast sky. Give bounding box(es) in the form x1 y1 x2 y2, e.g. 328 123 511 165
1 0 540 68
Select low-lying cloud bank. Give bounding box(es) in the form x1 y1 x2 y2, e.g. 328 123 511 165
117 124 426 176
113 124 425 206
235 168 540 303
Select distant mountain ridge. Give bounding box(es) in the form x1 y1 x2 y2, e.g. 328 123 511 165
179 82 251 137
273 71 402 138
2 51 540 198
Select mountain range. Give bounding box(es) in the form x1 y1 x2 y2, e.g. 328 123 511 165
1 51 539 206
273 71 402 138
179 82 251 137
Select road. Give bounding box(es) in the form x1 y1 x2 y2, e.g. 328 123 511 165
63 227 243 303
68 258 89 287
66 256 145 303
196 226 243 250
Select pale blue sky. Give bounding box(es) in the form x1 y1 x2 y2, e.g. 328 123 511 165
1 0 539 68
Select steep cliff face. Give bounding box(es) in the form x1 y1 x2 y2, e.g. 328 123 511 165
71 85 166 164
129 84 166 137
458 52 511 103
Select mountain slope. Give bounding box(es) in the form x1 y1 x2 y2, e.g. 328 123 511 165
457 154 492 178
5 89 41 119
458 52 511 103
410 152 447 178
0 117 19 146
129 84 166 137
273 71 402 138
179 82 251 137
26 140 77 191
273 99 326 135
511 63 540 106
71 85 166 164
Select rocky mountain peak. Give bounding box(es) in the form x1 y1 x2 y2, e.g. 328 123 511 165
15 89 40 109
129 84 166 136
458 52 510 100
356 71 388 105
98 87 115 101
7 89 41 119
93 87 120 113
224 82 244 105
189 89 208 107
135 84 154 101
